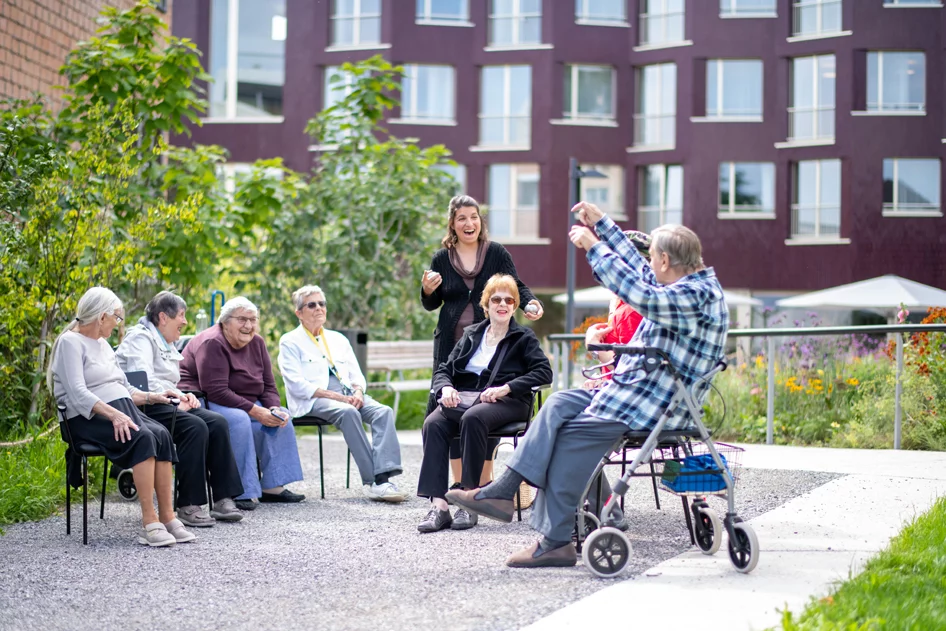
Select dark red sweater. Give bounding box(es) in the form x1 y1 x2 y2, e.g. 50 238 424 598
178 324 280 412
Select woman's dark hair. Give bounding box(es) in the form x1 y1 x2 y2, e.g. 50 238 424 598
441 195 489 248
145 291 187 326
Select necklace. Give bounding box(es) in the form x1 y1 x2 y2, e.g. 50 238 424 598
485 325 506 346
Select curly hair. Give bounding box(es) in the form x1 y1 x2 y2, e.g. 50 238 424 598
441 195 489 248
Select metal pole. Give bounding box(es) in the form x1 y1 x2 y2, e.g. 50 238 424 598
894 333 903 450
565 157 579 387
766 336 775 445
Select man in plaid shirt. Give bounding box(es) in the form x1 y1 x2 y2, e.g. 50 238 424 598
447 201 729 569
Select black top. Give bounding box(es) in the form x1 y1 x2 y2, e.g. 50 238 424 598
431 318 552 407
421 241 537 372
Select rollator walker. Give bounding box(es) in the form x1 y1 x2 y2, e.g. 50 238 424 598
575 343 759 578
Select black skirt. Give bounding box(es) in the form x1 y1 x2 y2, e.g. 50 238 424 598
65 397 176 470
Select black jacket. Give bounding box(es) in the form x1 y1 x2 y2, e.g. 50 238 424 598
431 318 552 407
421 242 537 372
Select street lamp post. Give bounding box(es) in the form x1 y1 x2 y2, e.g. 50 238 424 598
565 158 607 386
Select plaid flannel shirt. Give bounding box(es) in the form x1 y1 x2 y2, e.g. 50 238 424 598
585 216 729 431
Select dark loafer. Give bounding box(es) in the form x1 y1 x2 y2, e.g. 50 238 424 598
260 489 306 503
445 488 514 523
505 542 578 568
417 508 453 533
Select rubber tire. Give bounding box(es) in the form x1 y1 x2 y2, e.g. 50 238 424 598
695 506 722 555
116 468 138 502
728 522 760 573
582 527 632 579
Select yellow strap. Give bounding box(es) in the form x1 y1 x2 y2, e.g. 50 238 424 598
304 327 335 368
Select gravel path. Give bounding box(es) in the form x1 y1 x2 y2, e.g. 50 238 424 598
0 435 840 631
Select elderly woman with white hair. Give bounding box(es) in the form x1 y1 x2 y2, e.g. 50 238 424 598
178 296 304 511
48 286 196 547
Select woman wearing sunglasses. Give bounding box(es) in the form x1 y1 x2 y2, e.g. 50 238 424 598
416 274 552 533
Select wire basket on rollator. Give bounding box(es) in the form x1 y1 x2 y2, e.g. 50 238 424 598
651 442 743 496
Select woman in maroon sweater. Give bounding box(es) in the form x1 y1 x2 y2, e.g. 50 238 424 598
179 297 304 510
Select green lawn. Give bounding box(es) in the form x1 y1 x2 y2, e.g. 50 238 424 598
0 434 67 528
776 496 946 630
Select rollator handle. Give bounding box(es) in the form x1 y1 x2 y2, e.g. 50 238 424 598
586 345 671 375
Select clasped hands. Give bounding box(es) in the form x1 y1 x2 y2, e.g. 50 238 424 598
439 384 510 408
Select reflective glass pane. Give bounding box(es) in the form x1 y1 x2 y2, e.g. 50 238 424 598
867 53 879 109
795 4 816 35
792 57 814 108
210 0 229 117
509 66 532 115
237 0 285 117
490 16 513 45
516 209 539 238
520 0 541 13
564 67 573 115
481 67 505 116
795 206 816 236
576 67 613 117
360 16 381 44
489 165 512 207
510 116 531 145
480 118 505 145
721 60 762 117
822 0 841 32
820 159 841 208
817 55 835 107
361 0 381 12
430 0 466 19
520 16 542 43
896 159 940 206
332 17 354 45
796 161 818 207
582 0 625 20
882 159 895 205
661 64 676 113
666 165 683 210
707 61 719 117
641 165 662 207
719 164 732 208
334 0 356 17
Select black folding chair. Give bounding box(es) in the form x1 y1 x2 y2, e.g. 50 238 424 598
124 371 183 506
292 414 352 499
488 384 551 522
57 404 108 545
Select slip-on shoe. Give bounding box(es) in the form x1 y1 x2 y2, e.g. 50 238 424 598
505 542 577 568
260 489 306 503
445 488 513 523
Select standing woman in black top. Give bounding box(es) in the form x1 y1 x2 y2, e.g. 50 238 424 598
421 195 543 500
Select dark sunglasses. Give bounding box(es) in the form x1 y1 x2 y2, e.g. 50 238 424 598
489 296 516 306
303 301 327 310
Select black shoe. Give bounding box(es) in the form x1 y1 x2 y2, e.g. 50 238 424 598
451 507 478 530
260 489 306 503
417 508 452 533
234 499 257 511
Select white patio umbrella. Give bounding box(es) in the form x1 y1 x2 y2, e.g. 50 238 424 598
552 285 762 309
775 275 946 310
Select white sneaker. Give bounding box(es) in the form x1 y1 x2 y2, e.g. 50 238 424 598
138 522 177 547
364 482 407 503
163 518 198 543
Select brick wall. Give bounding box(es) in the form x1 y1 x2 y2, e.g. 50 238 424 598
0 0 173 107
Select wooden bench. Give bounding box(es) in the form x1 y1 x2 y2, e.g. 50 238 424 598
365 340 435 418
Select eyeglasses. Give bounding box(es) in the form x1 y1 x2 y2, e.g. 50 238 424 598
303 301 327 310
489 296 516 306
234 316 259 326
112 313 124 324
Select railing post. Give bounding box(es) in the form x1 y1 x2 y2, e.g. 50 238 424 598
894 332 903 450
551 340 561 392
766 336 775 445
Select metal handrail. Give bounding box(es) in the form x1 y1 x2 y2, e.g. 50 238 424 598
547 324 946 449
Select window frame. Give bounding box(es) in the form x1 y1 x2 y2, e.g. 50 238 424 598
487 164 542 240
718 162 776 217
488 0 543 47
638 164 683 230
882 158 941 216
883 0 941 6
478 65 533 149
867 51 926 113
400 64 457 123
791 158 841 239
639 0 686 47
331 0 383 48
416 0 470 23
706 59 764 120
581 164 626 220
719 0 778 17
564 64 616 122
791 0 842 37
788 54 835 142
634 62 677 149
575 0 628 24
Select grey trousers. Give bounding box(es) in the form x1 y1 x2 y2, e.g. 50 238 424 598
307 394 402 485
506 389 629 541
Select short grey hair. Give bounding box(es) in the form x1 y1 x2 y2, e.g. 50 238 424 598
218 296 259 324
47 287 123 392
145 291 187 326
292 285 324 311
650 224 704 273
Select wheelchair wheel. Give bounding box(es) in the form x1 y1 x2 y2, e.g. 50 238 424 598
582 527 631 578
116 469 138 502
727 522 759 574
694 505 722 555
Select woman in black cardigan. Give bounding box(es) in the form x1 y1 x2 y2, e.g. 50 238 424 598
416 274 552 533
420 195 544 502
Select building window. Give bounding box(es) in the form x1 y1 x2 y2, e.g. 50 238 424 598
720 0 777 16
433 163 468 195
564 65 615 122
487 164 540 239
581 165 625 219
479 65 532 148
792 159 840 239
789 55 834 142
883 159 940 215
634 63 676 148
867 52 925 113
489 0 542 47
639 0 685 47
331 0 381 47
324 66 356 109
219 163 283 197
575 0 627 23
639 164 683 232
884 0 941 5
719 163 775 216
401 65 456 122
707 60 763 119
416 0 469 23
209 0 286 119
792 0 841 37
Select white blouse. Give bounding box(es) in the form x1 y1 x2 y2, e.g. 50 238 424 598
465 327 499 376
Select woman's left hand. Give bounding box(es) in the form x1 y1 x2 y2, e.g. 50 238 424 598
522 300 544 321
480 384 511 403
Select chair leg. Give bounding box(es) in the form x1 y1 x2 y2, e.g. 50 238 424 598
515 435 522 522
65 476 71 535
649 461 661 510
100 457 107 520
346 450 351 489
82 456 89 545
393 390 401 421
317 425 325 500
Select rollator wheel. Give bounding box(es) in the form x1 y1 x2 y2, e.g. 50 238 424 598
582 527 632 579
695 506 722 555
727 522 759 574
117 469 138 502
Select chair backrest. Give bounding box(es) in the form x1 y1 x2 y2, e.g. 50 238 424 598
124 370 149 392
